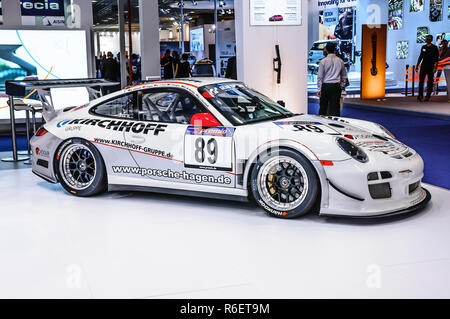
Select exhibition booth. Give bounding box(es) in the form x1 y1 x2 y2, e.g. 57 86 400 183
0 0 449 300
308 0 449 94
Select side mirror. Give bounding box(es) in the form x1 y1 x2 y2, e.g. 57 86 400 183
190 113 222 127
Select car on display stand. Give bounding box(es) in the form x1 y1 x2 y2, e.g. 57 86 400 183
29 78 430 219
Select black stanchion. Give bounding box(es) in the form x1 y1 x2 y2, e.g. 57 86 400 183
405 64 409 96
1 96 30 163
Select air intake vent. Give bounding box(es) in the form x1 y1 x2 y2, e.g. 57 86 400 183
368 182 391 199
409 181 420 194
380 171 392 179
404 151 413 158
36 159 49 168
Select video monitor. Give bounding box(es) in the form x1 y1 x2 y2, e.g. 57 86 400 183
435 32 450 46
0 29 88 120
417 27 429 43
396 41 408 59
410 0 424 12
190 28 204 52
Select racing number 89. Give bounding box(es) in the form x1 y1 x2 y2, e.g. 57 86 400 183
195 137 218 164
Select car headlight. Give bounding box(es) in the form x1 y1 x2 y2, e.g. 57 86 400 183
378 124 396 140
336 137 369 163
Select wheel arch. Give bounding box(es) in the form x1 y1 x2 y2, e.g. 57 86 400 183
53 137 108 185
242 140 329 210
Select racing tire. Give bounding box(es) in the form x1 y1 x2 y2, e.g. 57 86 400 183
250 149 319 219
54 138 107 197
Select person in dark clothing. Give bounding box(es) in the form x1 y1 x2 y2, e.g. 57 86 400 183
172 50 180 65
435 39 449 93
317 42 348 117
131 53 141 83
101 51 120 95
161 49 174 79
225 46 237 80
175 53 192 78
417 34 439 102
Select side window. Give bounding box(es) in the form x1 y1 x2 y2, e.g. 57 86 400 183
93 93 136 119
139 90 207 124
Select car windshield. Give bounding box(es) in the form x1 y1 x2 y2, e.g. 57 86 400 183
198 82 294 126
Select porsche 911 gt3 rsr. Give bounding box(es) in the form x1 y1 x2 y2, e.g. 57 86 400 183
30 78 430 218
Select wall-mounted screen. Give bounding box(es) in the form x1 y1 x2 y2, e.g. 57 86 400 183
190 28 204 52
436 32 450 46
388 0 403 30
410 0 424 12
250 0 302 26
417 26 429 43
430 0 443 22
0 29 88 120
396 41 408 59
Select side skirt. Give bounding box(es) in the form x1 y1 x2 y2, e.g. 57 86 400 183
108 184 250 203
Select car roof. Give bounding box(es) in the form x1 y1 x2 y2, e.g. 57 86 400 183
127 77 238 91
90 77 239 106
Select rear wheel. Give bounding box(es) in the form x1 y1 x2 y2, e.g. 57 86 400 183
55 138 107 197
250 149 319 218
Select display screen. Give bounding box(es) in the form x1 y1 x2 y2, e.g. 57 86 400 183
396 41 408 59
190 28 204 52
250 0 302 26
388 0 403 30
417 27 429 43
436 32 450 46
410 0 424 12
0 29 88 120
430 0 443 22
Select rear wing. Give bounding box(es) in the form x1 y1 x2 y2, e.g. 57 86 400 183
5 79 119 122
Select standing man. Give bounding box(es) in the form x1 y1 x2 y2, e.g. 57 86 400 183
317 42 348 117
101 51 120 95
417 34 439 102
225 46 237 80
161 49 174 79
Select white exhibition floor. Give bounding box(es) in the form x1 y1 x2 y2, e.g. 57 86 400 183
0 168 450 299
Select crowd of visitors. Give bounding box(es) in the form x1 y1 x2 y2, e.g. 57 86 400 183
95 51 142 89
160 49 193 79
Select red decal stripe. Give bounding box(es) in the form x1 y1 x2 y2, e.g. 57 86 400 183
90 140 184 163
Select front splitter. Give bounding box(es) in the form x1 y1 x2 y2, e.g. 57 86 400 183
321 187 431 219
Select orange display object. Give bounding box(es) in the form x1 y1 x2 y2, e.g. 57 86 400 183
361 24 387 100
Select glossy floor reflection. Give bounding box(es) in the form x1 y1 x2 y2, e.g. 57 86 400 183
0 168 449 298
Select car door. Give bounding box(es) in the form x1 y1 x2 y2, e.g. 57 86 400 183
89 91 141 175
123 87 236 189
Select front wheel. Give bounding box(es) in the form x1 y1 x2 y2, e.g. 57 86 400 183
250 149 319 219
55 138 107 197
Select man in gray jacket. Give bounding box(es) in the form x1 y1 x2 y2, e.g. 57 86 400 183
317 42 348 116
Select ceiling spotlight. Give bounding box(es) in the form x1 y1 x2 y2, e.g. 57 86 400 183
191 0 197 5
219 1 226 7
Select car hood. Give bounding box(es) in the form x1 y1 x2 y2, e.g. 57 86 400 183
238 114 411 161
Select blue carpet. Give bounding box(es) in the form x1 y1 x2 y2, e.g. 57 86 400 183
0 136 29 152
309 101 450 189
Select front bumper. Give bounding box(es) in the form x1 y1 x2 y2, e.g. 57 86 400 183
319 151 431 217
321 187 431 218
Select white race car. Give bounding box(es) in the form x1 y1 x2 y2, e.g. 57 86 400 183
29 78 430 218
